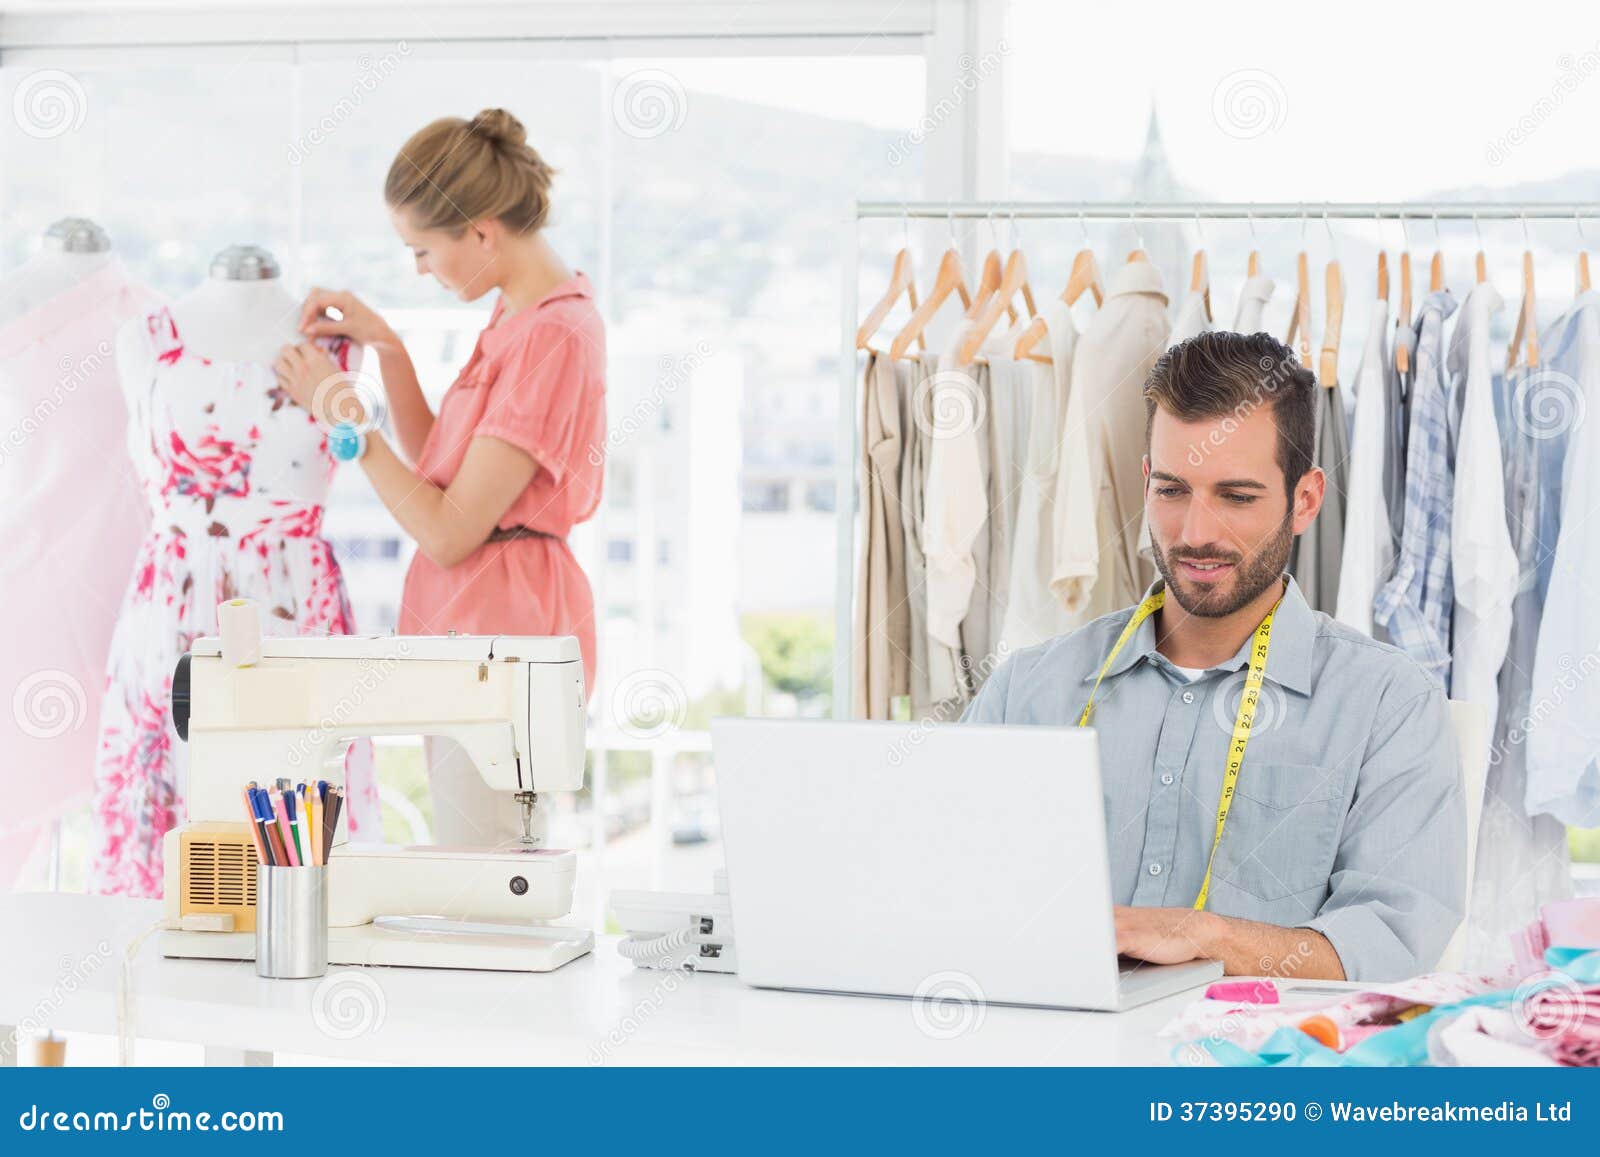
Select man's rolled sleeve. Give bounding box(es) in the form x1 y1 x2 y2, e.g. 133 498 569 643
1300 681 1466 981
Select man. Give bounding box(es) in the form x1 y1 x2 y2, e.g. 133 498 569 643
962 331 1465 982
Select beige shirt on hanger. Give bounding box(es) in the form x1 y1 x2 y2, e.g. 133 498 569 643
1050 259 1169 620
851 351 910 720
1133 265 1214 565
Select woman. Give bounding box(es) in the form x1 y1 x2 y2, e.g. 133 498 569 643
274 108 604 845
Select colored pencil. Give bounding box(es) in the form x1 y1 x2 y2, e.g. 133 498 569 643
241 786 268 865
272 791 300 867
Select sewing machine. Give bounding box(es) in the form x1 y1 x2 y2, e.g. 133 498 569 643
159 622 593 972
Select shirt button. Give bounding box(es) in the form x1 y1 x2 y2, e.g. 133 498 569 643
1182 690 1195 704
1161 773 1174 786
1148 863 1163 876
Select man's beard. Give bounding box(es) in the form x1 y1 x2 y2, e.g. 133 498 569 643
1150 512 1294 618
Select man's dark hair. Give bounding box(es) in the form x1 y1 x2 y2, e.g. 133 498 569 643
1143 330 1316 496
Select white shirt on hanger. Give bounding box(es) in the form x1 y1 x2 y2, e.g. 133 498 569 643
1170 270 1213 344
922 319 988 671
1233 272 1276 333
1447 281 1517 728
1334 293 1395 637
999 298 1080 652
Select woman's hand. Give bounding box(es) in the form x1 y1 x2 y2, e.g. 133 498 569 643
298 287 397 351
273 342 365 429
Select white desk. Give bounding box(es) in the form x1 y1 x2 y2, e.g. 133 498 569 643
1 893 1205 1065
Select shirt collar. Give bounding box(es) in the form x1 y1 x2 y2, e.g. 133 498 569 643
483 271 593 349
1081 573 1316 696
1106 258 1167 304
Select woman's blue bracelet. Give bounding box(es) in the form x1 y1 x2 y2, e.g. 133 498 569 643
329 421 367 463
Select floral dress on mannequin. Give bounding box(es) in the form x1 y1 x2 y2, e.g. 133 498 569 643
89 304 379 897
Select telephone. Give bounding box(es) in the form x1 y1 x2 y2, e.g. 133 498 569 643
609 870 737 973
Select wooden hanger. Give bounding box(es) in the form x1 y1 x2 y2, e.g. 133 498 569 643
1377 250 1390 303
966 247 1005 320
1319 259 1343 387
1014 247 1103 363
1470 212 1488 286
958 248 1031 363
889 246 971 360
1507 249 1541 371
1065 248 1105 307
1580 251 1593 293
1429 250 1445 293
1284 251 1313 371
1190 249 1213 323
855 247 921 352
1247 250 1260 277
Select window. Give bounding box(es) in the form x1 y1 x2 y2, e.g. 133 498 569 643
0 19 935 917
803 481 836 513
743 481 789 513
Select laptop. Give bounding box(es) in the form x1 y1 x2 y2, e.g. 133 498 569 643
711 718 1223 1012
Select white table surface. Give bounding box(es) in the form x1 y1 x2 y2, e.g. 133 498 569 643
1 892 1216 1065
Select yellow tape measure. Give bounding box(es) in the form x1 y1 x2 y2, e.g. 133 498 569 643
1078 587 1281 911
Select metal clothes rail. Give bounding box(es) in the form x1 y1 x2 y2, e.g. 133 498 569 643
832 200 1600 718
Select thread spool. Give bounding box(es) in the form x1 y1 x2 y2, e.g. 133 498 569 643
218 598 263 667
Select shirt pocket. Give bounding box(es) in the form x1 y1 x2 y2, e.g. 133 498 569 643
1213 763 1344 902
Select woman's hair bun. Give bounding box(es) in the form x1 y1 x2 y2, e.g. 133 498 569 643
470 108 527 149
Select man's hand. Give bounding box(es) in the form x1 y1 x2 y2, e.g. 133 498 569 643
1114 905 1346 979
1114 905 1219 965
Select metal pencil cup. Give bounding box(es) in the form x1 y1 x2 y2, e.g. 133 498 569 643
255 865 328 979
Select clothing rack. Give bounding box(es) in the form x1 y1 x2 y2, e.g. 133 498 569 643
833 199 1600 718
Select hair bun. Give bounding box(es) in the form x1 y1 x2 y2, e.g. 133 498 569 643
470 108 527 149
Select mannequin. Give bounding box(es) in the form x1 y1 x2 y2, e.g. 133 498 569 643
0 217 115 330
89 244 379 898
116 244 301 372
0 217 154 893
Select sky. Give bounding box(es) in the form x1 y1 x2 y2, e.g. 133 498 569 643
646 0 1600 203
